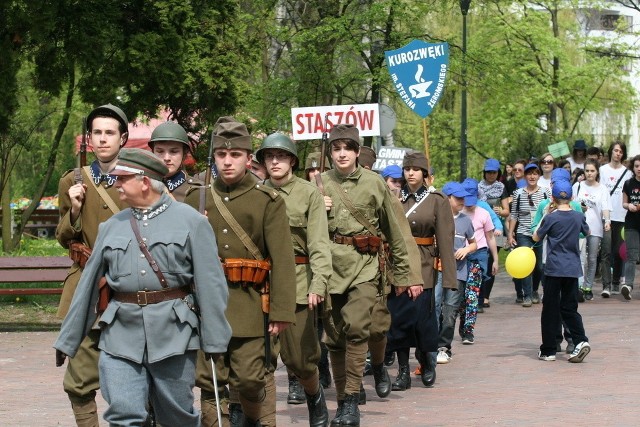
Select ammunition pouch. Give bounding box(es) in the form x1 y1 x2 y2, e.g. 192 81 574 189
96 277 111 315
69 241 92 268
222 258 271 290
333 233 381 256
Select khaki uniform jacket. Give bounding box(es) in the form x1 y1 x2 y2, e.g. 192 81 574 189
55 166 127 318
54 194 232 363
185 172 296 336
265 176 332 304
400 186 456 290
321 166 411 294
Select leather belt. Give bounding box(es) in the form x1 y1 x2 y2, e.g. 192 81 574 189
113 285 191 306
331 233 355 245
414 236 435 246
295 256 310 264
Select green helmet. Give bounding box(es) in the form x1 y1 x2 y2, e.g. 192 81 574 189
256 133 299 170
149 121 190 150
87 104 128 134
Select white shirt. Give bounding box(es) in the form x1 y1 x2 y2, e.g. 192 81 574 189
572 181 611 237
568 157 585 172
600 163 631 222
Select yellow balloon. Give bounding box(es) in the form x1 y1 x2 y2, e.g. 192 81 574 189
505 247 536 279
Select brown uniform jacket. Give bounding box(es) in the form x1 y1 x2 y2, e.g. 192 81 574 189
55 166 126 317
166 171 201 202
185 172 296 337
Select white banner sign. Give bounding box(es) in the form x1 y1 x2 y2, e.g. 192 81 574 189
291 104 380 140
372 147 412 171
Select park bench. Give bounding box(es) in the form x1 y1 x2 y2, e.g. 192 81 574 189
0 256 71 296
0 208 60 238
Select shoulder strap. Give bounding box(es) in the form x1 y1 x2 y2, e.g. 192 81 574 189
328 180 378 236
82 167 120 214
129 215 168 288
610 169 628 196
210 186 263 260
405 191 430 217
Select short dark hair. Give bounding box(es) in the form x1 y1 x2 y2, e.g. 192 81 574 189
608 141 627 162
628 154 640 171
586 147 601 157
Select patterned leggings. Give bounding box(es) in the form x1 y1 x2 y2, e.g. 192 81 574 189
458 261 482 337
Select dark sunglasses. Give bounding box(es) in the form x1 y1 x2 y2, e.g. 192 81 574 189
541 159 554 165
514 168 524 172
527 194 534 207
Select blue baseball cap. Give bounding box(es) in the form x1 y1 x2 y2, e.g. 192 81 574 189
550 167 570 183
461 178 479 206
552 179 572 200
524 163 540 173
484 158 500 172
442 182 469 198
381 164 403 179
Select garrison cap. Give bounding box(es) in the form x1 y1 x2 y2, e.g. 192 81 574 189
358 146 377 169
305 152 322 170
110 148 169 181
212 116 252 151
87 104 128 132
402 151 429 175
329 124 360 145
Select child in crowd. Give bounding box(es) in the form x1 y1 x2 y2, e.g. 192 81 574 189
437 182 477 364
533 180 591 362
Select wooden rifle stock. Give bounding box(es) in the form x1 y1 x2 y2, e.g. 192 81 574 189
74 118 88 184
315 113 330 194
199 131 215 214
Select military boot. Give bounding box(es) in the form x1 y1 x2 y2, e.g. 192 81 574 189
229 403 243 427
419 351 437 388
287 375 306 404
371 363 391 398
241 415 262 427
71 399 99 427
330 401 344 427
305 386 329 427
339 394 361 426
391 365 411 391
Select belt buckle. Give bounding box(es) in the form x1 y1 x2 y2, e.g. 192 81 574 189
136 291 148 306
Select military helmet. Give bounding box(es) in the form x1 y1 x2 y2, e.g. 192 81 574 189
256 133 299 170
87 104 128 134
148 121 190 150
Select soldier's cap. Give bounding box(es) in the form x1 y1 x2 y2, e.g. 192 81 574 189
358 146 377 169
87 104 128 132
212 116 252 151
381 164 403 179
402 151 429 175
551 167 571 183
110 148 168 181
552 179 572 200
305 152 322 170
329 124 360 146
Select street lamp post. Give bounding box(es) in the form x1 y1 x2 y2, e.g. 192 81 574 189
460 0 471 181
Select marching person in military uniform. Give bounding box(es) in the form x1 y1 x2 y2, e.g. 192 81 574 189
256 133 333 426
148 121 201 202
185 117 296 427
54 148 231 426
55 104 129 426
321 124 414 427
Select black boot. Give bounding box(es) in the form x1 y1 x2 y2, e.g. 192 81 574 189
371 363 391 398
287 376 306 404
241 415 262 427
339 394 360 426
319 349 332 388
330 400 343 427
391 365 411 391
384 351 395 366
358 382 366 405
419 351 436 388
229 403 243 427
306 386 329 427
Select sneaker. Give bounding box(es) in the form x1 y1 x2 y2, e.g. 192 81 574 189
584 290 594 301
531 291 540 304
522 297 532 307
621 285 632 300
437 349 451 364
577 288 585 303
568 341 591 363
612 284 620 295
538 351 556 361
601 287 611 298
462 335 474 345
515 296 524 304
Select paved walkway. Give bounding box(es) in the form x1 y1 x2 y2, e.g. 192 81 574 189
1 271 639 426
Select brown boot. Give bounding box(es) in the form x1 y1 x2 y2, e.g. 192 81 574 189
70 399 99 427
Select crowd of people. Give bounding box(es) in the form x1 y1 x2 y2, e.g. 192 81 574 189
51 104 636 427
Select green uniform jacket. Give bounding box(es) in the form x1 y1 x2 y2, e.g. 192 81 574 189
55 168 126 318
167 171 202 203
185 172 296 337
265 175 332 304
322 166 411 294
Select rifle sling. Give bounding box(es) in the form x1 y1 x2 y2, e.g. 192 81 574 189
82 167 120 215
328 180 379 237
210 186 264 261
129 215 168 288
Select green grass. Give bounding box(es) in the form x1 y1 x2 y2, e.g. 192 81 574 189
1 238 66 256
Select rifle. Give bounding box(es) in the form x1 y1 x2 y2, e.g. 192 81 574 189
199 131 215 214
314 114 330 194
261 281 270 367
74 118 87 184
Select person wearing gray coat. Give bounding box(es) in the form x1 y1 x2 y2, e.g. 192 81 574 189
54 148 231 426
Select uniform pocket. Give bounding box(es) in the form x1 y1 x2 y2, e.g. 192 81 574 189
148 230 190 275
98 302 120 329
104 237 132 279
172 299 199 330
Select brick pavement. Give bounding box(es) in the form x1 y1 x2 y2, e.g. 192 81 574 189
1 271 639 426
